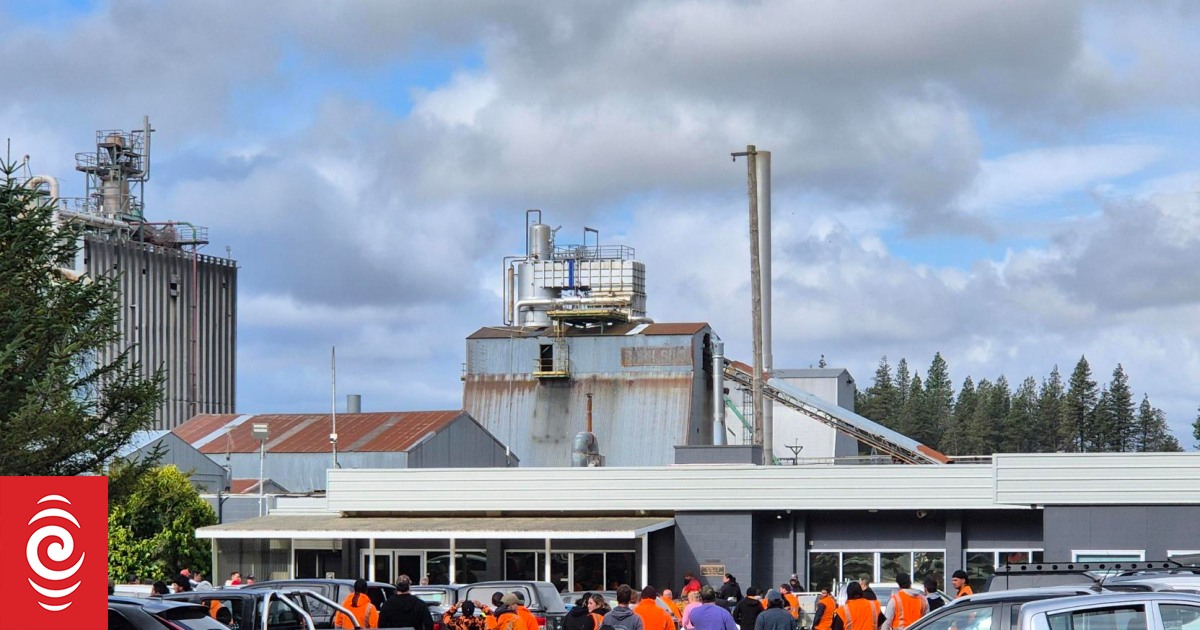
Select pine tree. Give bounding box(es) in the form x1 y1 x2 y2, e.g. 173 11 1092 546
860 356 901 430
896 359 911 406
1135 396 1182 452
1108 364 1135 451
1063 357 1098 452
920 353 954 447
0 161 163 476
1038 366 1066 452
1005 377 1040 453
962 378 1001 455
1090 387 1115 452
942 376 976 456
1192 405 1200 451
898 373 924 440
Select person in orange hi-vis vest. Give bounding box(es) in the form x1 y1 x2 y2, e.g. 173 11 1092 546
950 571 973 599
515 592 540 630
335 579 380 629
813 586 837 630
778 585 801 621
494 593 529 630
636 586 677 630
834 582 879 630
881 574 928 630
660 590 683 625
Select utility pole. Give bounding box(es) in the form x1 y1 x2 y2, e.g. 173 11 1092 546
732 145 765 462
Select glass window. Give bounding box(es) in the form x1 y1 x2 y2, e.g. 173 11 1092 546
1048 606 1143 630
426 551 487 585
920 605 994 630
843 553 874 584
1160 605 1200 630
965 552 997 594
880 552 913 583
914 552 945 584
574 553 605 591
1001 551 1030 564
606 553 635 590
1073 553 1144 563
552 553 570 592
810 552 839 592
507 552 540 581
266 598 306 630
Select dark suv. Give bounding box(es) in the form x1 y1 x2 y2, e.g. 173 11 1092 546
109 596 232 630
252 578 397 609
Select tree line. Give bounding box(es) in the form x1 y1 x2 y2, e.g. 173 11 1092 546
854 353 1184 456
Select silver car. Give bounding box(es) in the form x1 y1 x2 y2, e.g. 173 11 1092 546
1019 592 1200 630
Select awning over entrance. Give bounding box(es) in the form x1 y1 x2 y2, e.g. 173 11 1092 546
196 515 675 540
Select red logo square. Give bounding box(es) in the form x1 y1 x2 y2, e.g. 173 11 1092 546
0 476 108 630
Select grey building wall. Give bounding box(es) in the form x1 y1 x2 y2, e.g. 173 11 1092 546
86 235 237 430
407 415 519 468
752 513 794 590
225 451 408 494
1042 505 1200 561
675 512 754 590
126 432 229 493
675 445 763 465
465 329 715 467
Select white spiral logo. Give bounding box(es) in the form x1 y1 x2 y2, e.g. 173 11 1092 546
26 494 85 612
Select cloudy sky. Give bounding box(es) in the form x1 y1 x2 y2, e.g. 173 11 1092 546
5 1 1199 445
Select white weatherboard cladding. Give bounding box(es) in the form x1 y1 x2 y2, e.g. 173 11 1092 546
993 452 1200 505
326 465 1003 512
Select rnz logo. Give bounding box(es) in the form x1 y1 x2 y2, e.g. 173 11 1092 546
27 495 86 611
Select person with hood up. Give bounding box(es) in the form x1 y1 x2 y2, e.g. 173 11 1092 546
603 585 647 630
335 579 380 629
732 587 763 630
787 576 802 594
833 583 878 630
379 575 434 630
566 592 600 630
881 573 928 630
719 575 743 604
688 585 737 630
754 590 795 630
635 586 676 630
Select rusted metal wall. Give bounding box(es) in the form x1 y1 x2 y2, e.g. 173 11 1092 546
463 327 715 467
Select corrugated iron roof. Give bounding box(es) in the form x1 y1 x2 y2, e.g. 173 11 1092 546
467 322 709 339
173 411 466 454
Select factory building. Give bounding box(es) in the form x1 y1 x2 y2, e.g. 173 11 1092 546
25 119 237 429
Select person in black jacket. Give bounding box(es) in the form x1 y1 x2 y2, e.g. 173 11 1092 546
565 592 599 630
720 574 744 604
733 587 763 630
379 574 434 630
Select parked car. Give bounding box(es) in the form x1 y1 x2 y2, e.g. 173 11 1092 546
1014 592 1200 630
455 581 567 630
1105 571 1200 595
252 578 397 609
910 586 1103 630
560 591 617 610
838 582 953 606
109 595 236 630
161 587 319 630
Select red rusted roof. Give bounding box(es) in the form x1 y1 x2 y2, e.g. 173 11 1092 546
173 411 466 454
641 323 709 335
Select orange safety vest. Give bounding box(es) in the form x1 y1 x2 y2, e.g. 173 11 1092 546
955 585 973 599
662 598 683 622
496 611 528 630
784 594 801 620
888 592 926 629
814 595 837 630
635 599 676 630
336 592 380 628
837 599 880 630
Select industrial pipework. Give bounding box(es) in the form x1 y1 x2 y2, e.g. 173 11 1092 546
502 210 650 327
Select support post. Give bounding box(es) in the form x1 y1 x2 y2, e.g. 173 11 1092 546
757 151 773 464
641 535 650 588
544 539 552 585
369 538 377 582
732 145 765 462
450 537 458 584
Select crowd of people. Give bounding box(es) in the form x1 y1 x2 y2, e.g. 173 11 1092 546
332 569 975 630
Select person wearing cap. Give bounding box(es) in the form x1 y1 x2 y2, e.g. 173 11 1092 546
754 590 795 630
514 592 540 630
444 600 488 630
688 585 737 630
636 586 676 630
950 571 973 599
733 587 763 630
336 578 380 629
812 587 836 630
603 585 647 630
833 582 879 630
380 574 435 630
491 593 528 630
881 573 927 630
787 576 802 594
